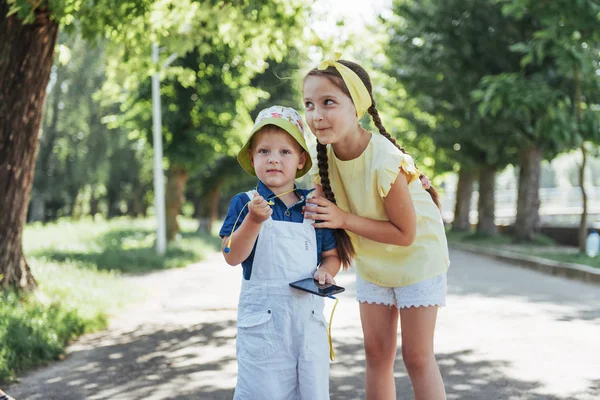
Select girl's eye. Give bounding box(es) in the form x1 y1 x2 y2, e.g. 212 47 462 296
281 149 292 155
304 101 313 108
324 99 334 105
258 149 269 154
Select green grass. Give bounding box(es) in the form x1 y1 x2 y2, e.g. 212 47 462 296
0 217 221 384
24 217 222 273
447 229 600 269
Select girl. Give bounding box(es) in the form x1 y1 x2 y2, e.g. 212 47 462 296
302 55 449 400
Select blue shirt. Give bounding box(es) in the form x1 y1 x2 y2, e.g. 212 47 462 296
219 181 337 280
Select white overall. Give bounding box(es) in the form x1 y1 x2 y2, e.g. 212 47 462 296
234 192 330 400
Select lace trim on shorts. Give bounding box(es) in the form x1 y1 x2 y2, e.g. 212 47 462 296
356 272 447 309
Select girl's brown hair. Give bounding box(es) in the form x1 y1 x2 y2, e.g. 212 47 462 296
305 61 441 266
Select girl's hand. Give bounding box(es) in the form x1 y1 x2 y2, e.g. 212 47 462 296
248 193 272 223
303 196 348 229
314 269 336 285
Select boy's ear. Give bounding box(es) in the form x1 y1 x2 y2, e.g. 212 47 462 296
297 151 307 170
248 148 255 167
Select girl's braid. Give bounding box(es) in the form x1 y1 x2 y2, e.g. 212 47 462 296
368 103 407 154
317 142 355 269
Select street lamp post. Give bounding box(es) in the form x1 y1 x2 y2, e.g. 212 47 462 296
151 43 178 256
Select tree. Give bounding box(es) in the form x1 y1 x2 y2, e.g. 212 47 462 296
1 0 165 290
385 0 525 235
111 3 309 241
0 0 308 289
30 30 125 222
477 0 600 242
503 0 600 250
1 1 60 288
190 51 306 234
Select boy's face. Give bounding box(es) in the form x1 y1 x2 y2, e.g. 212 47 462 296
249 128 307 192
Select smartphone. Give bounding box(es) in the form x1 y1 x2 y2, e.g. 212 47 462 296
289 277 345 297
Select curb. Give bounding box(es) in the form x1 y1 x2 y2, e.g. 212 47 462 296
450 242 600 285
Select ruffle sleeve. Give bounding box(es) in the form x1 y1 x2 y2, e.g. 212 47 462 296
378 151 420 198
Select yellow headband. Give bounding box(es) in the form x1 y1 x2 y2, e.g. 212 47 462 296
318 52 372 119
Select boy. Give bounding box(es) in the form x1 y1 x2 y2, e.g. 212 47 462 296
220 106 340 400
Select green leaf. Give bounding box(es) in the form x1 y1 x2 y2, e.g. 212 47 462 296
57 44 72 66
6 5 21 17
509 42 529 53
520 52 533 68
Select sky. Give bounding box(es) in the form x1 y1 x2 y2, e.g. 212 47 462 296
309 0 392 45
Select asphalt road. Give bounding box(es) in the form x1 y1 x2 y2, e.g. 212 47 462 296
7 248 600 399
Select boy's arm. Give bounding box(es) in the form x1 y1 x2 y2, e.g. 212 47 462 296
314 248 341 284
222 193 272 265
222 216 262 266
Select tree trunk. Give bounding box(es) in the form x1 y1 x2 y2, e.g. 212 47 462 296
132 184 145 217
89 195 99 217
166 166 188 241
71 189 81 220
476 166 497 235
191 193 202 219
28 190 46 222
197 184 222 234
33 62 64 222
106 188 119 218
578 145 588 252
127 199 136 217
575 67 588 253
452 167 475 232
514 146 542 241
0 3 59 289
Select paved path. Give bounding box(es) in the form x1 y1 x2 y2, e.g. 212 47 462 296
7 249 600 399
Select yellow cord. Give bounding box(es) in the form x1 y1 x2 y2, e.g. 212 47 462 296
266 187 299 205
225 201 250 251
328 296 339 361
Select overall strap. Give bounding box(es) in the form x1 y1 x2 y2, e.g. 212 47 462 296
245 189 256 202
303 190 316 225
245 189 273 222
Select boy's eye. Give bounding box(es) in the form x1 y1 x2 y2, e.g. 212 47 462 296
258 149 269 154
304 101 313 108
281 149 292 155
324 99 334 105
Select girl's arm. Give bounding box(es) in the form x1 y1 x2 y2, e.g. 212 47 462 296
222 194 272 265
305 174 417 246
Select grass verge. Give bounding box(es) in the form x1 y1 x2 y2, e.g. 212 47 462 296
0 217 220 384
446 229 600 269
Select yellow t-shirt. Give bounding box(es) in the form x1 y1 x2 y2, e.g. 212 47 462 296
312 133 449 287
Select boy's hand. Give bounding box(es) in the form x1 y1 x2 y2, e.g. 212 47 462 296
248 192 272 223
0 390 15 400
314 269 336 285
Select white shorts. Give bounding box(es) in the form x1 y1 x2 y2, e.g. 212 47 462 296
356 272 447 309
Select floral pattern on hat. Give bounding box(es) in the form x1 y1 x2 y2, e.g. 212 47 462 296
255 106 304 136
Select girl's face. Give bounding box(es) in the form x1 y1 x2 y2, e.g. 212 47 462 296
249 129 306 192
303 75 360 145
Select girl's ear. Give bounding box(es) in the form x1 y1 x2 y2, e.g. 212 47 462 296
297 151 307 170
